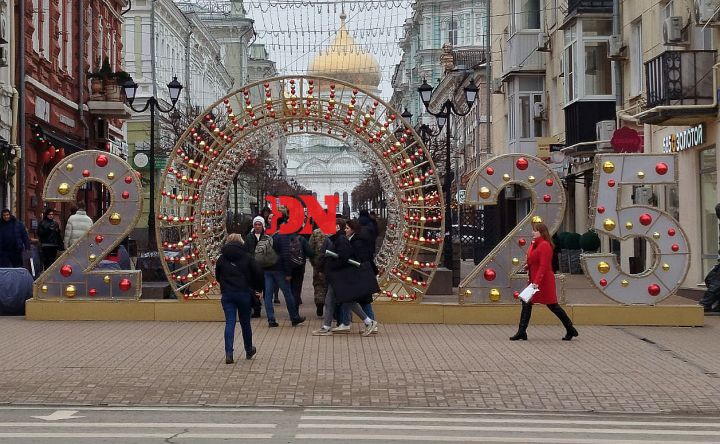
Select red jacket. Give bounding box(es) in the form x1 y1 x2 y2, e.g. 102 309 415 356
526 237 557 305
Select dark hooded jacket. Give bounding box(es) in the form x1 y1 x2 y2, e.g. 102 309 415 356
215 242 263 294
0 212 31 267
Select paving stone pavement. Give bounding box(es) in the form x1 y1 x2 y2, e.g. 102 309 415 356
1 267 719 414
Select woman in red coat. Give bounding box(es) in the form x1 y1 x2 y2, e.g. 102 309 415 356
510 222 579 341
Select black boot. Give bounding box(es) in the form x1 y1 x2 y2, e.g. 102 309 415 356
510 302 532 341
316 303 324 317
548 303 578 341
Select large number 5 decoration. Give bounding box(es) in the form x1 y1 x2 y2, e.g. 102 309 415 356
582 154 689 304
34 151 143 300
459 154 566 303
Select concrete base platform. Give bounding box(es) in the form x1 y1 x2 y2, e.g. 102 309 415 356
25 298 704 326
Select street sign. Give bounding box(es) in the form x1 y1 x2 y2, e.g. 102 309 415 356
458 189 466 204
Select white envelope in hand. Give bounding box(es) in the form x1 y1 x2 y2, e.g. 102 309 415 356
518 284 539 303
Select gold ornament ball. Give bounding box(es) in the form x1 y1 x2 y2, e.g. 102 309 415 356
625 222 634 229
65 163 74 172
531 215 543 223
479 187 491 199
502 174 511 182
621 279 629 287
464 289 472 297
489 288 501 302
602 161 615 173
597 261 610 274
89 254 97 261
65 285 77 298
652 232 661 240
528 176 536 184
603 219 616 231
637 171 645 179
109 212 121 225
103 275 111 284
662 263 670 271
107 172 115 180
58 183 70 195
41 285 48 293
512 257 520 265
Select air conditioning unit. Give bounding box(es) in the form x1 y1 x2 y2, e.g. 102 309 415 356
533 102 545 120
608 34 625 60
537 32 550 52
663 16 684 44
695 0 720 25
596 120 615 149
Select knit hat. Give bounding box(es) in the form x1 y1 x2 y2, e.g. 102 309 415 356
253 216 265 226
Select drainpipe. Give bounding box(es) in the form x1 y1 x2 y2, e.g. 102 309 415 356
485 0 491 156
613 0 622 107
17 0 26 220
78 0 89 143
185 26 193 112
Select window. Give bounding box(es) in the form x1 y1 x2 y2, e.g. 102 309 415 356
630 20 643 96
563 20 613 105
511 0 541 33
65 0 72 73
700 147 718 276
41 0 50 58
32 0 39 52
449 19 458 46
509 77 544 141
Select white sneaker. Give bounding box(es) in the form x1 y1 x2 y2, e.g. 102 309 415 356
362 320 378 337
331 324 350 333
312 326 332 336
371 324 379 334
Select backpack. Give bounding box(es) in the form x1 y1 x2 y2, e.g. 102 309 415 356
254 236 278 268
288 235 306 268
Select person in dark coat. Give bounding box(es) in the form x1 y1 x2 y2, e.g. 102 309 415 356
358 209 378 258
341 219 377 330
37 208 64 270
244 215 268 317
215 233 263 363
510 221 579 341
0 209 31 268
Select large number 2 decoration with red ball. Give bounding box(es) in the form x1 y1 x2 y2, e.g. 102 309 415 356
34 151 143 300
459 154 566 303
582 154 689 304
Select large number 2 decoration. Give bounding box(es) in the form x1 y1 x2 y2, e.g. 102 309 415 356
459 154 566 303
582 154 689 304
34 151 143 300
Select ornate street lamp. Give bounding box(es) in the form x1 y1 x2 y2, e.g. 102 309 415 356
123 75 183 250
417 77 478 270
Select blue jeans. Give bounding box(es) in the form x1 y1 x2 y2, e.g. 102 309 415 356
264 270 302 323
340 301 374 325
221 291 253 355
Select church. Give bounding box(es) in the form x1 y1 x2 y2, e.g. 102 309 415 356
285 12 381 217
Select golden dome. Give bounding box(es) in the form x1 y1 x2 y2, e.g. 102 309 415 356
308 13 381 89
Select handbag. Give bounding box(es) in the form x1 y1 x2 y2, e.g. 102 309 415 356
518 284 539 303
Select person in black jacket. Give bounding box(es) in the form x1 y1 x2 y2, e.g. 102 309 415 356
37 207 64 270
244 215 268 317
215 233 263 363
0 209 31 268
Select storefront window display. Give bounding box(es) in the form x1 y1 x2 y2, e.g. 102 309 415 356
700 147 718 275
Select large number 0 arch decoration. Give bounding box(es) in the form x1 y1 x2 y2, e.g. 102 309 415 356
582 154 690 304
34 151 143 299
459 154 566 304
157 76 444 302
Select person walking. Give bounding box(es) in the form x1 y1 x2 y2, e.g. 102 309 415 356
244 215 268 318
510 221 579 341
37 208 64 270
0 209 31 268
341 219 377 332
64 202 93 248
215 233 263 364
308 225 331 317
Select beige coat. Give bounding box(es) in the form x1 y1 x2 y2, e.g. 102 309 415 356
64 210 93 247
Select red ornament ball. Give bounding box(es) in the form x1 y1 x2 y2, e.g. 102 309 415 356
599 279 607 287
121 191 130 199
89 288 97 297
655 162 669 175
671 243 680 252
124 176 133 184
597 206 605 214
486 167 494 176
648 284 661 296
483 269 497 281
82 169 91 178
608 179 616 187
60 265 73 277
513 291 520 299
639 213 653 226
518 238 527 247
95 235 104 244
516 157 529 170
119 279 132 292
543 194 551 202
96 154 109 167
545 178 554 187
668 228 676 237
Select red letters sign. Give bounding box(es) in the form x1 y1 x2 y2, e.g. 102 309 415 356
611 127 643 153
265 195 338 235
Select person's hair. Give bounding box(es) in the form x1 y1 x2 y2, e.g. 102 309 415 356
336 218 346 233
346 219 361 233
76 202 86 211
532 222 554 247
1 208 10 216
226 233 245 245
43 208 55 218
359 209 369 217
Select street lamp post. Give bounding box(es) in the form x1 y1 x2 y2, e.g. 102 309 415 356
122 76 183 251
417 78 478 270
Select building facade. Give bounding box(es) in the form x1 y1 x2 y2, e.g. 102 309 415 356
0 0 16 211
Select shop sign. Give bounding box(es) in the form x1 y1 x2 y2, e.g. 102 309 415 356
536 135 562 160
611 127 643 153
662 124 704 153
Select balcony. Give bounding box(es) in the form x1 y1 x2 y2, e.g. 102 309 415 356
567 0 612 14
501 32 546 79
637 50 717 125
86 78 132 119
